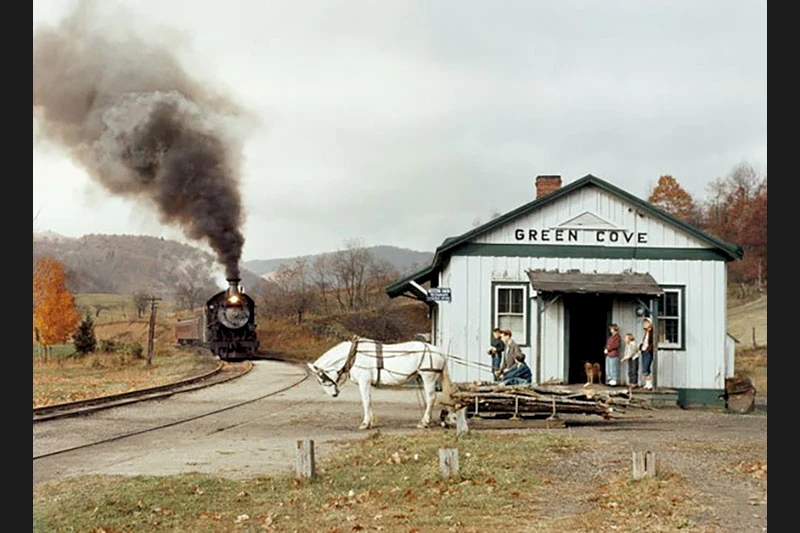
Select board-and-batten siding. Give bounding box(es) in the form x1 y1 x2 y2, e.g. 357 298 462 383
437 253 727 389
431 183 729 389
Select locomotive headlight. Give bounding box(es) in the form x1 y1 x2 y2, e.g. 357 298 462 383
226 277 242 305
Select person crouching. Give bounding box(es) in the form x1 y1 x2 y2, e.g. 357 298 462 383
501 352 532 386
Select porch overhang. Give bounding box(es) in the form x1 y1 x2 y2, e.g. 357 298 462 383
525 269 663 296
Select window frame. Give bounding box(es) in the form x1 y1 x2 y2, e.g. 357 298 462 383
656 285 685 351
491 282 529 346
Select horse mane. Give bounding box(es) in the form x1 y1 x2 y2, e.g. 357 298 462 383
314 340 351 372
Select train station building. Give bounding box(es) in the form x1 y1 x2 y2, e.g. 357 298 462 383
386 174 743 406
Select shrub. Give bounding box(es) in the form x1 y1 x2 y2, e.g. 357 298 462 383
99 339 118 352
126 342 144 359
73 315 97 355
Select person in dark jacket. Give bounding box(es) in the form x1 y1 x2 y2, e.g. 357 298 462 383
488 327 505 381
604 323 621 386
501 351 532 385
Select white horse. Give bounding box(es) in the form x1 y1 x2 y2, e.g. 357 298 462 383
307 336 452 430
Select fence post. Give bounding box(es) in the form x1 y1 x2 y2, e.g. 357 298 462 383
455 407 469 437
632 450 657 480
439 448 459 479
295 439 316 479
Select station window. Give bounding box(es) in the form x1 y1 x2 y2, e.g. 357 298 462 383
656 286 684 350
493 283 529 346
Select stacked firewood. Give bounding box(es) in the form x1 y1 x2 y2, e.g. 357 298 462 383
444 382 652 419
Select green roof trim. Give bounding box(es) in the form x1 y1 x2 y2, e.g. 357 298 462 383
385 263 436 298
454 243 733 261
385 174 744 298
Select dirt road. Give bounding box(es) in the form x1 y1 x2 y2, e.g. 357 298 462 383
33 360 767 532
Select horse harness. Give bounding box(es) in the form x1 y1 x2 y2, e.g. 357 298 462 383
342 337 443 387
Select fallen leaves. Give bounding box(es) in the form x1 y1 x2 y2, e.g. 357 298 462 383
733 460 767 479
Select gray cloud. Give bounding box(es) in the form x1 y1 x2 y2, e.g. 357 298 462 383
33 0 767 260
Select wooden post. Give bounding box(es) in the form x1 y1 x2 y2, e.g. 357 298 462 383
752 327 757 349
632 451 657 480
295 439 316 479
455 407 469 437
146 296 161 366
439 448 459 479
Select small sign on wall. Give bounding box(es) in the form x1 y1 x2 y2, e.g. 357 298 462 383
427 287 452 302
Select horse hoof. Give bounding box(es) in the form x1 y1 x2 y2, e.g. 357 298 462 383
416 423 429 429
358 423 370 430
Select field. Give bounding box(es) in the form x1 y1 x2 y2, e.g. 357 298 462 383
34 294 215 407
726 294 767 395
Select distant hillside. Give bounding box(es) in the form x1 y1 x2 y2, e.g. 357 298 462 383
33 233 264 296
243 245 434 278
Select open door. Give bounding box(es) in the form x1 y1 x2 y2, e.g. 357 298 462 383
565 294 612 384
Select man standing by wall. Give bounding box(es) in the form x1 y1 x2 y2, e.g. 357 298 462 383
488 327 505 381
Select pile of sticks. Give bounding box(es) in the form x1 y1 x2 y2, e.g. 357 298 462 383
445 382 651 419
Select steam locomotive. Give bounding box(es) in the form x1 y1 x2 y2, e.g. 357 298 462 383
174 278 259 361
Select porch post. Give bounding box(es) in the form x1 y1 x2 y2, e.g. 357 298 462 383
536 294 543 384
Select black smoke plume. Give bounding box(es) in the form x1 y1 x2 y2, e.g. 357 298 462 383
33 0 249 280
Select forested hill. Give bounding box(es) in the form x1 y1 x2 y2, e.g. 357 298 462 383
32 232 263 296
243 245 433 277
33 233 433 296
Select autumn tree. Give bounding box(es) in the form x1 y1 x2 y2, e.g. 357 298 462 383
648 175 699 224
33 257 80 359
331 239 373 312
133 291 149 318
268 259 317 323
310 254 332 314
699 162 767 288
173 260 217 311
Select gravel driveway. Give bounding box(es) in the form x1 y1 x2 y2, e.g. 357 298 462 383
33 360 767 532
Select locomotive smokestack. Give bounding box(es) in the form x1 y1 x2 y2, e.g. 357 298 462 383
226 278 242 304
33 0 254 281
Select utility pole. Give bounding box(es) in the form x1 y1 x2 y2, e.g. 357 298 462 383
147 296 162 366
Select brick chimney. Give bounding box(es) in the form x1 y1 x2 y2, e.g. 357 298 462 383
535 175 562 199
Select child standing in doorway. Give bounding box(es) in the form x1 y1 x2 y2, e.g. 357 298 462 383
620 332 639 388
604 323 621 386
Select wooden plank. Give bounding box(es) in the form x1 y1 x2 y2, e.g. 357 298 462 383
466 417 566 430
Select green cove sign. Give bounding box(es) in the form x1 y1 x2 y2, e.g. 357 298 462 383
514 228 648 244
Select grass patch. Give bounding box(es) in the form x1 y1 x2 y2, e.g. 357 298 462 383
33 346 218 407
734 347 767 396
33 431 719 533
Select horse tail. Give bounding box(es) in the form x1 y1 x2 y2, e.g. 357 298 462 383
438 358 453 401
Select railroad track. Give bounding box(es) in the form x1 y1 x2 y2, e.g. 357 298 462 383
33 359 256 423
33 358 314 462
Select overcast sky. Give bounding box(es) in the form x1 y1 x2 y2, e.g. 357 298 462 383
32 0 767 263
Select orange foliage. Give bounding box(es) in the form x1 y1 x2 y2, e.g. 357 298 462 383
33 257 80 347
648 175 697 223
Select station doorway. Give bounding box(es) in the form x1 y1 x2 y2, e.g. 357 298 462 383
564 294 613 384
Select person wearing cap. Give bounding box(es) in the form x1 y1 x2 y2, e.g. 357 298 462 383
496 329 522 380
639 316 655 390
